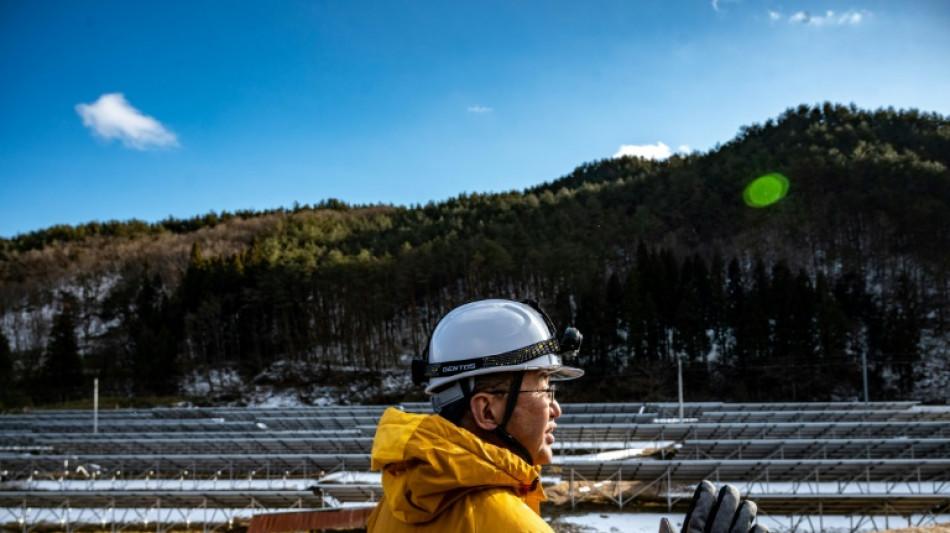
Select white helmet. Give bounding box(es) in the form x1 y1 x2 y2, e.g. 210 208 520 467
412 299 584 411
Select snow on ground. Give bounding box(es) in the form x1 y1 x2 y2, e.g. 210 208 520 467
917 330 950 404
549 512 670 533
10 479 311 491
548 512 950 533
7 469 950 531
552 441 680 461
318 471 381 484
3 507 947 533
302 472 950 531
176 360 420 407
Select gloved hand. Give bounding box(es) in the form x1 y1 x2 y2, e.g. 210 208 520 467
659 480 768 533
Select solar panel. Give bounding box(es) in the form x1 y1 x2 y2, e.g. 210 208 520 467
26 436 375 456
546 458 950 484
3 401 949 529
677 438 950 460
0 453 372 479
700 410 950 424
0 490 321 509
553 420 950 442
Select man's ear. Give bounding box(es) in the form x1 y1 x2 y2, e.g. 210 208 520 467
470 392 501 431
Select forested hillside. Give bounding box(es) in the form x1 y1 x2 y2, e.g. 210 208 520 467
1 103 948 408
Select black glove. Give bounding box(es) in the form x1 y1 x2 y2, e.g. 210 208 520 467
659 480 768 533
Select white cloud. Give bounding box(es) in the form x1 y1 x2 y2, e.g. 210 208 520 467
786 9 866 26
75 93 179 150
711 0 739 13
467 105 493 114
840 11 864 25
678 145 692 153
789 11 809 23
613 142 673 160
768 10 782 21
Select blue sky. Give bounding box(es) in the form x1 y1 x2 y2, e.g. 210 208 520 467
1 1 948 238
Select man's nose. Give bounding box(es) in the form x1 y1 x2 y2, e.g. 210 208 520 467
550 398 562 418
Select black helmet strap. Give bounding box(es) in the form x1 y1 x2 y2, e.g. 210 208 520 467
491 371 534 466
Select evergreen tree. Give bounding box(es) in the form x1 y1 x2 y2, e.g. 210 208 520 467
0 329 13 395
884 272 922 397
706 252 728 366
41 293 84 403
131 272 179 396
724 257 744 369
815 272 857 399
742 258 772 400
675 255 712 398
1 103 947 405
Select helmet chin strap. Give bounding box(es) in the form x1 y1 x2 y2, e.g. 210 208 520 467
491 371 534 466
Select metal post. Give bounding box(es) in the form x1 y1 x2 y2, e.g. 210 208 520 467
677 356 684 422
666 467 672 511
93 378 99 434
618 467 623 510
570 468 575 511
862 350 869 405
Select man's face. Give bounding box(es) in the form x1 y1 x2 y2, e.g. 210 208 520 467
504 371 562 465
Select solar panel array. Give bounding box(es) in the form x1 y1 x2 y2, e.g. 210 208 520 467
1 401 949 531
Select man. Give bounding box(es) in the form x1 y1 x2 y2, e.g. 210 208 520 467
367 299 767 533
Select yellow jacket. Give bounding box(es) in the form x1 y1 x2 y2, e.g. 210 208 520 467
366 407 554 532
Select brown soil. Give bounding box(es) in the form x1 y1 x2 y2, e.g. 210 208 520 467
544 479 665 508
879 526 950 533
541 481 950 533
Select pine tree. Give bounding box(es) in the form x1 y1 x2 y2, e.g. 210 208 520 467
41 293 84 403
884 272 922 397
131 272 179 396
815 272 856 399
0 329 13 394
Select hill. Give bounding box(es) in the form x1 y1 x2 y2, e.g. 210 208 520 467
1 103 948 408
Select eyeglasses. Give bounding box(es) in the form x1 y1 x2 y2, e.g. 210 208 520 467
486 386 557 402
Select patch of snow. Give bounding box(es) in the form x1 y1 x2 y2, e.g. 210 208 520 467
554 441 677 451
180 368 244 397
11 479 312 491
245 387 308 408
0 272 121 355
915 329 950 404
561 444 681 462
550 512 669 533
318 471 381 484
549 512 950 533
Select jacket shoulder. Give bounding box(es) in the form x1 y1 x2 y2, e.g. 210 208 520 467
470 488 555 532
367 488 554 533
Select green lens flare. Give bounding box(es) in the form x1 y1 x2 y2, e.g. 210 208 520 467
743 173 790 208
